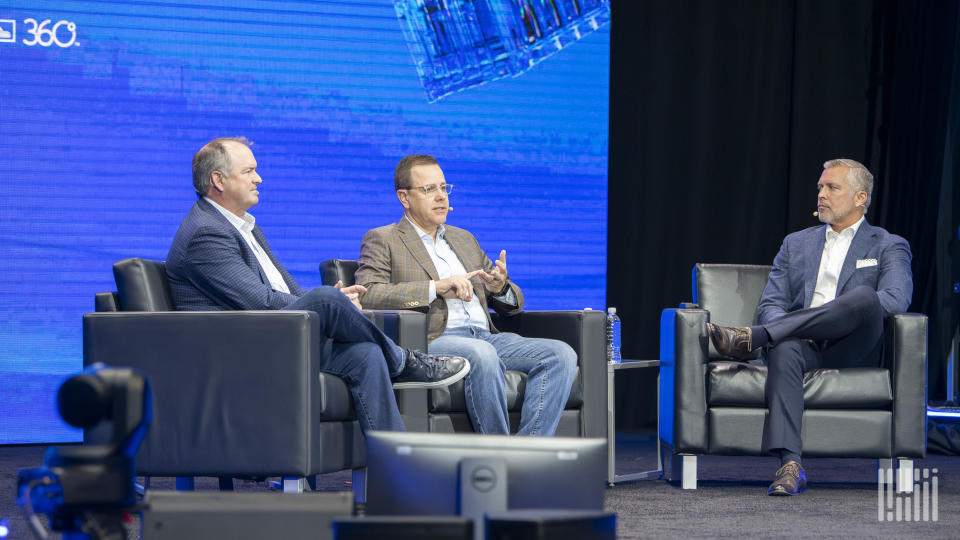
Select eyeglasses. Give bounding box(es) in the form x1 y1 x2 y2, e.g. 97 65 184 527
403 183 453 196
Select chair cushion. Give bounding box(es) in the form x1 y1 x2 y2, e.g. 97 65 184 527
428 366 583 413
113 257 175 311
708 407 892 457
694 264 771 360
707 361 893 409
316 372 356 421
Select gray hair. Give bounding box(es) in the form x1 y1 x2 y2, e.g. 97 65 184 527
192 137 253 197
823 158 873 212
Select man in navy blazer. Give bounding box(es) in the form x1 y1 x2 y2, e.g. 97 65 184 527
707 158 913 496
166 137 469 433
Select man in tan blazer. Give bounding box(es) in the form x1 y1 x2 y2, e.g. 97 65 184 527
356 154 577 435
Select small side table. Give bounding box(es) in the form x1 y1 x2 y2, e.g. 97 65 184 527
607 359 661 485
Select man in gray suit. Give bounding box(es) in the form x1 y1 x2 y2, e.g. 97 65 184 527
165 137 469 433
707 158 913 496
356 154 577 436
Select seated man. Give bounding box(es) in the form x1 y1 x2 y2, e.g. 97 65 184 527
706 158 913 496
355 154 578 436
165 137 469 433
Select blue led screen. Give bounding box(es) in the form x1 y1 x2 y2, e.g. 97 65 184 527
0 1 609 444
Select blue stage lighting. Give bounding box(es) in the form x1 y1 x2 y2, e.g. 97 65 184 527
928 406 960 419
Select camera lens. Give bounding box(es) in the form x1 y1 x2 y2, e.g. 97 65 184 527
58 373 110 428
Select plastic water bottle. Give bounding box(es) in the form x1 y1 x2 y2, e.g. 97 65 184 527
607 307 622 363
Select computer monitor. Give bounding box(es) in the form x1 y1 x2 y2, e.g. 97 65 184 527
364 431 607 517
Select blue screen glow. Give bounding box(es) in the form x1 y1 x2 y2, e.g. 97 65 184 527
0 0 609 444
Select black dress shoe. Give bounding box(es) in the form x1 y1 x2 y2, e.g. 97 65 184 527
705 323 752 359
392 350 470 389
768 461 807 496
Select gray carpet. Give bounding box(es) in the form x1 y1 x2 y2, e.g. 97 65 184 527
609 436 959 539
2 434 957 539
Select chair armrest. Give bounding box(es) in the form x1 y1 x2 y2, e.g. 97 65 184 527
362 309 427 352
659 308 709 454
360 309 429 430
491 310 607 438
885 313 928 458
95 292 119 312
82 310 344 477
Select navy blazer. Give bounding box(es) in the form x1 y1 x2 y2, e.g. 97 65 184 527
166 198 305 310
756 220 913 325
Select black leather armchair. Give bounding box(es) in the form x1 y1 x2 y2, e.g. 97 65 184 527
659 263 927 489
84 258 426 493
319 259 607 439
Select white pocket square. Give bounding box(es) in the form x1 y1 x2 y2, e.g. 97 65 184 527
856 258 878 268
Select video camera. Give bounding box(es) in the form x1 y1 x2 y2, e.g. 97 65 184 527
17 364 152 540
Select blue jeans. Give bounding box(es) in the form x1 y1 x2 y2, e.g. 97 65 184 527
284 287 406 432
428 326 577 436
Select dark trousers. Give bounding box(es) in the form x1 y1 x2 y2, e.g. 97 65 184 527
285 286 407 432
761 286 885 456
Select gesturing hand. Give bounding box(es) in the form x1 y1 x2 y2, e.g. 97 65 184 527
436 270 482 302
334 280 367 310
478 250 508 293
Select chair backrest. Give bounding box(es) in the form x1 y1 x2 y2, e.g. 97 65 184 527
694 264 771 360
113 258 175 311
693 263 772 327
320 259 359 287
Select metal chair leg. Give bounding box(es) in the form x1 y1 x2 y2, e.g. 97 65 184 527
877 458 915 493
175 477 195 491
897 459 914 493
877 458 893 477
282 477 305 494
669 450 697 490
352 468 366 503
218 476 234 491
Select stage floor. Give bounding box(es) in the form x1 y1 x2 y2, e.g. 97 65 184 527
2 432 957 539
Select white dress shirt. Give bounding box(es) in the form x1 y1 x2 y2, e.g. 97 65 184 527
406 216 516 331
205 197 290 294
809 216 864 308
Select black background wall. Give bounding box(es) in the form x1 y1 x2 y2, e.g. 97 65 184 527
608 0 960 428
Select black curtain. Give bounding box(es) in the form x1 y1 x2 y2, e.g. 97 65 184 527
871 0 960 403
609 0 960 428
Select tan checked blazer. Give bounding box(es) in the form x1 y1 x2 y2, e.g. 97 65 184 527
356 217 524 343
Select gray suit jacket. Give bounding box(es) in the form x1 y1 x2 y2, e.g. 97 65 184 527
166 198 304 310
356 218 523 342
756 220 913 325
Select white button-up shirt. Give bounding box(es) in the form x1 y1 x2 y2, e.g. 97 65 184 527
810 216 864 308
205 197 290 294
407 217 515 331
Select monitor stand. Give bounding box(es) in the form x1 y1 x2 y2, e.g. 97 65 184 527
458 457 507 540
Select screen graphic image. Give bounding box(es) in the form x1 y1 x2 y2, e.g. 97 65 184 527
395 0 610 101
